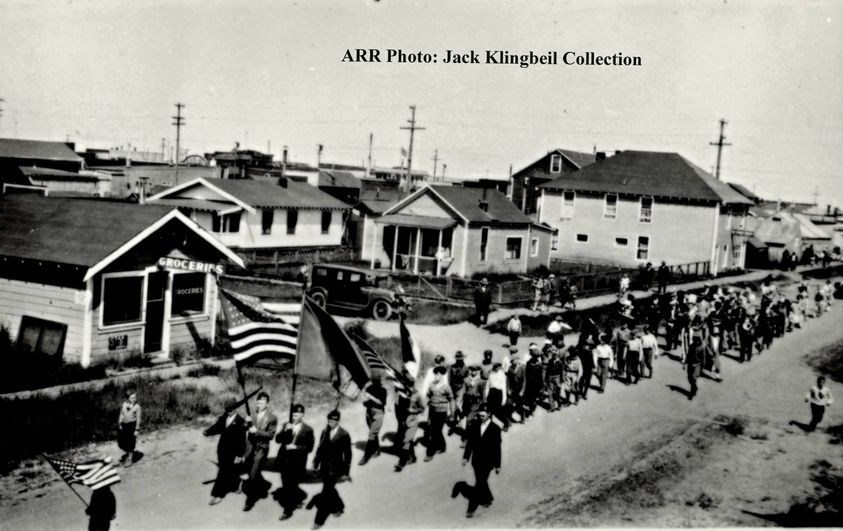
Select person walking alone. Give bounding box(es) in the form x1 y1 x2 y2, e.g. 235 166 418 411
507 315 522 347
474 278 493 325
451 404 502 519
805 376 834 432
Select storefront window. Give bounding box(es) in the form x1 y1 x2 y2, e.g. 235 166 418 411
102 276 143 326
172 273 206 315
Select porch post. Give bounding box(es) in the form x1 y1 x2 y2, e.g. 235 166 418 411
413 227 421 274
370 218 378 269
392 225 399 272
436 229 443 276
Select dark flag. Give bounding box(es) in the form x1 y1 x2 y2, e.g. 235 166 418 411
295 296 371 399
399 313 421 380
353 334 414 395
219 288 299 366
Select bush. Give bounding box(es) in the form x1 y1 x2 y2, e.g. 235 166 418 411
0 350 108 394
720 415 748 436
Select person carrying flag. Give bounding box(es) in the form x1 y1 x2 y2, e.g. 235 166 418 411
275 403 315 520
394 385 425 472
359 378 387 466
203 399 247 505
43 455 121 530
87 485 117 531
242 392 278 511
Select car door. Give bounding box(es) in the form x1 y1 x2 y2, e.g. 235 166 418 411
334 271 365 310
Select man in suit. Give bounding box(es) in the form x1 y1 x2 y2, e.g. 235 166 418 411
451 403 502 518
275 403 315 520
242 392 278 511
203 399 247 505
310 410 352 530
473 278 493 325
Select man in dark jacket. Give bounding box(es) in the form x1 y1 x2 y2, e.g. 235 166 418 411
203 401 247 505
657 261 670 294
452 404 502 518
243 392 278 511
523 355 544 419
275 403 315 520
309 410 352 529
473 278 493 325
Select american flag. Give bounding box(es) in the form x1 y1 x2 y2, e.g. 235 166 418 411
352 334 413 395
45 456 121 490
219 289 300 366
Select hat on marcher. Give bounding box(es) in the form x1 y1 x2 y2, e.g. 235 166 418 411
481 278 489 285
327 410 341 420
483 349 493 359
433 366 447 375
434 354 446 365
292 404 305 414
509 346 519 353
454 351 465 360
469 364 481 372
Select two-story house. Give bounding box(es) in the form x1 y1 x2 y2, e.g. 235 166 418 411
511 148 596 215
537 150 753 275
147 177 349 255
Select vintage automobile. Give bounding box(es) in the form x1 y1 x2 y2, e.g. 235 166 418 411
307 264 397 320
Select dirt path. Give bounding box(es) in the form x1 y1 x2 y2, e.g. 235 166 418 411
2 283 840 529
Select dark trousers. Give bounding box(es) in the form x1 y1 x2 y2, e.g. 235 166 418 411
579 366 593 398
642 348 654 377
509 331 519 346
426 410 448 456
279 465 307 514
615 343 627 378
313 476 344 526
475 306 489 325
808 404 825 431
211 456 241 498
739 335 753 362
627 351 641 384
658 281 667 294
88 518 111 531
468 464 494 512
244 447 270 505
117 422 137 455
687 363 701 397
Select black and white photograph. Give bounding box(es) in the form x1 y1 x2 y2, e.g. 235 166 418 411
1 0 841 528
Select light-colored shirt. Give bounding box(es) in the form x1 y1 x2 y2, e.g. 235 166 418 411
807 386 833 407
641 333 659 350
627 337 643 352
119 402 141 427
486 370 507 405
593 344 614 367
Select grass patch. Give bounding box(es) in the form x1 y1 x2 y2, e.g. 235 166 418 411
719 415 749 437
404 299 475 326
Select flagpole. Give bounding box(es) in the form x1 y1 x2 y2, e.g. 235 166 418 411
40 454 89 508
235 364 252 417
289 290 307 423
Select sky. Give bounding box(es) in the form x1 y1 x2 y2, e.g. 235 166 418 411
0 0 841 208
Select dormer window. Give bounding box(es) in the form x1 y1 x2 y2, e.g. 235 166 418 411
550 154 562 173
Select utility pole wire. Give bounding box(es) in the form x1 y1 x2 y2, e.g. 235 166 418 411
400 105 425 193
709 118 731 180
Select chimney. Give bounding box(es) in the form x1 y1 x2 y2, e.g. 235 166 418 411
596 152 607 162
278 176 288 188
615 150 622 156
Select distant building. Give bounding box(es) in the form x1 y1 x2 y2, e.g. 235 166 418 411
511 148 596 215
369 166 430 192
537 150 753 274
147 177 349 255
367 184 552 276
0 194 243 366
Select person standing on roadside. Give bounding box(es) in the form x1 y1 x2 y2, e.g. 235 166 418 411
507 315 522 347
474 278 493 325
805 376 834 432
657 261 670 294
117 391 141 467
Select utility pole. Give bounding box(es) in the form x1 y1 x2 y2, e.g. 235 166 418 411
367 133 373 179
709 118 731 180
432 148 439 181
172 103 186 180
317 144 323 169
400 105 425 193
442 163 447 182
160 137 166 162
281 145 288 179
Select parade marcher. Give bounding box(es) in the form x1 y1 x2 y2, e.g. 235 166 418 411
805 376 834 432
558 277 577 309
665 296 681 352
452 403 502 519
474 278 493 325
243 392 278 511
640 325 658 378
505 356 526 423
685 332 705 400
275 403 315 520
613 323 631 381
706 303 724 381
203 399 247 505
546 315 568 344
359 379 387 466
593 334 614 393
657 261 671 294
577 343 595 400
523 354 545 418
421 354 449 397
626 330 643 385
485 363 508 428
424 366 455 461
562 349 583 406
394 386 424 472
480 350 494 382
461 365 486 447
117 391 141 467
86 484 117 531
545 348 565 410
507 315 522 347
310 410 351 530
448 351 470 434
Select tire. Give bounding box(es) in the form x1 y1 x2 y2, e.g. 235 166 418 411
310 291 327 308
371 300 392 321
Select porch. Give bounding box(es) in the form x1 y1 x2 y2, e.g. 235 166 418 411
371 214 458 276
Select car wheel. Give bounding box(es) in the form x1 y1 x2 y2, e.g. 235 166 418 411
310 291 327 308
371 300 392 321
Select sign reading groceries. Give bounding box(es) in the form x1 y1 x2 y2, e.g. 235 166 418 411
158 256 224 275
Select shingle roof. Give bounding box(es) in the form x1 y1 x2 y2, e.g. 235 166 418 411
0 195 174 267
727 182 761 203
19 166 98 182
430 186 533 224
168 178 349 210
0 138 82 162
558 149 596 168
318 170 361 189
357 199 399 215
539 151 753 205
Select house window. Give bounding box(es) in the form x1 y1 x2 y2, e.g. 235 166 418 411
637 236 650 260
550 154 562 173
480 227 489 261
639 196 653 223
16 316 67 357
615 237 628 247
530 238 539 257
211 212 221 233
262 209 274 235
287 209 298 235
102 275 144 326
225 212 241 233
321 211 332 234
171 272 206 315
505 237 522 260
604 194 618 220
732 244 742 266
560 190 575 219
551 230 559 251
576 234 588 243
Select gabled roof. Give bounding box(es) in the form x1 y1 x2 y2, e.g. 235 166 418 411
0 196 244 278
557 149 597 169
318 170 361 189
386 185 532 225
540 151 753 205
727 182 761 203
0 138 82 162
148 177 349 211
357 199 399 215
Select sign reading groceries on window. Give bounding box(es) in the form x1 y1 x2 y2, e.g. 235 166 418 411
158 256 224 276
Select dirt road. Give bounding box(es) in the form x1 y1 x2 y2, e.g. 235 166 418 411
2 289 841 529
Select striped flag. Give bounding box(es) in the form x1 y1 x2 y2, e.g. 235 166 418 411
219 289 300 366
399 313 420 380
352 334 413 395
45 456 121 490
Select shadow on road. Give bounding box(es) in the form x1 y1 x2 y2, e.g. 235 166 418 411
788 420 814 433
666 384 692 398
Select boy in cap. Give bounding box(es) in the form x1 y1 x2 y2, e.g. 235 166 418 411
507 315 522 347
243 392 278 511
460 365 486 447
448 352 470 435
310 410 351 529
424 366 455 461
275 403 314 520
394 385 424 472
